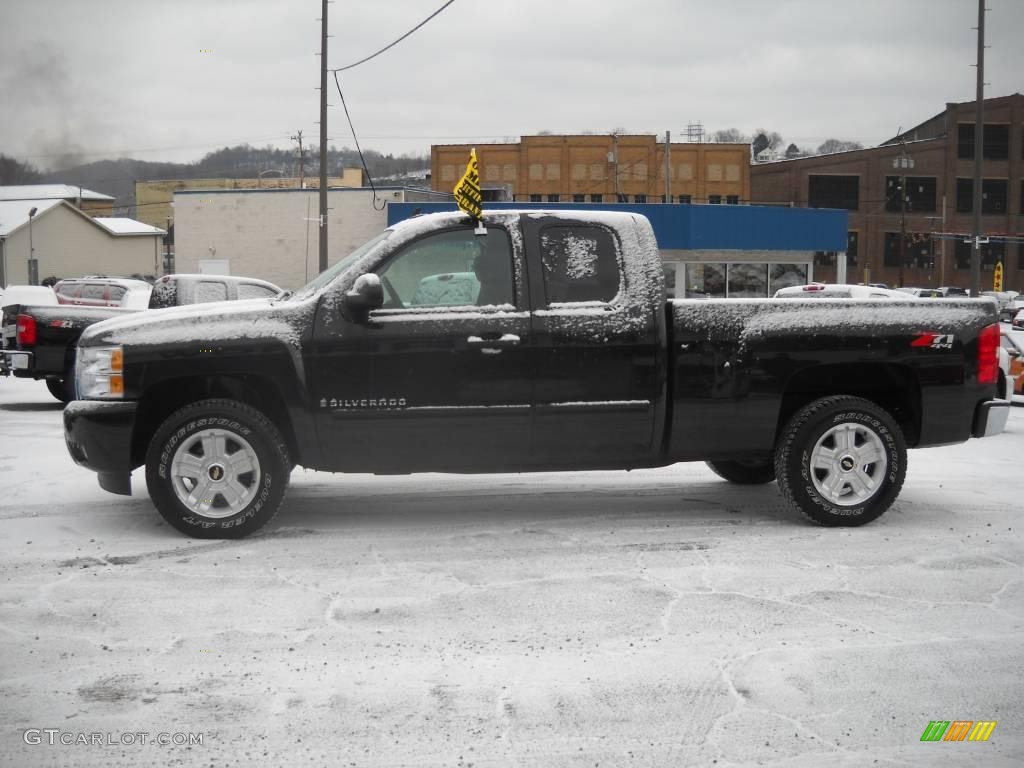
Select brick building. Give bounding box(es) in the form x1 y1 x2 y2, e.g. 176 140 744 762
433 135 749 205
750 94 1024 291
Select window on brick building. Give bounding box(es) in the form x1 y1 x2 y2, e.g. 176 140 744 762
957 123 1010 160
634 194 647 203
707 195 722 204
956 178 1009 214
808 174 859 210
726 195 739 205
954 239 1004 270
884 232 935 268
573 194 585 203
547 194 560 203
677 195 692 205
529 194 542 203
590 194 603 203
885 176 936 212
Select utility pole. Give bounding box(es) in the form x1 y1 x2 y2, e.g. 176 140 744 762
664 131 671 203
970 0 985 296
318 0 329 273
291 129 306 188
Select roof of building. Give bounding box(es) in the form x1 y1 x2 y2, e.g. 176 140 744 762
752 136 944 167
0 199 63 236
93 217 166 236
0 199 163 238
0 184 115 202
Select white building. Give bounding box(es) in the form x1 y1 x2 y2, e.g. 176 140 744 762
173 187 450 290
0 199 165 287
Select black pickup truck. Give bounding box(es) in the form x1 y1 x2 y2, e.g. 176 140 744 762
1 274 282 401
63 210 1008 538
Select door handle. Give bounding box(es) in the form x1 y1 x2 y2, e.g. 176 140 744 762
467 333 520 354
467 333 520 346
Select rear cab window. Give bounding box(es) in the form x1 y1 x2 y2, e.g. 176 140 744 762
538 225 622 306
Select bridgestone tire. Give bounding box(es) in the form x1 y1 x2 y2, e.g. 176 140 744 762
775 396 906 527
145 399 291 538
705 459 776 485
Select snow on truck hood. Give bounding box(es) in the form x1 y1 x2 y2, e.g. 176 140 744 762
79 297 309 349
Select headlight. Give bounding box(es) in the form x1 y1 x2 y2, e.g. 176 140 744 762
77 345 125 399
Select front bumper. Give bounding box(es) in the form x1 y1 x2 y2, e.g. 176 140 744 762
64 399 139 495
972 399 1010 438
0 349 32 376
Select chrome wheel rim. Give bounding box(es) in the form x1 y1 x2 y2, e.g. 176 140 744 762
170 428 260 518
810 422 887 506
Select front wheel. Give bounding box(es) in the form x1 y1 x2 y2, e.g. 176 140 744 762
775 396 906 527
145 399 291 538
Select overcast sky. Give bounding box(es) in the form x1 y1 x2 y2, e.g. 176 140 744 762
1 0 1022 170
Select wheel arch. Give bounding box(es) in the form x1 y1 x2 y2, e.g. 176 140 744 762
776 363 921 447
130 375 298 468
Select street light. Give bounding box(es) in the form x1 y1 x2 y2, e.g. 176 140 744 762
27 206 39 286
893 145 914 288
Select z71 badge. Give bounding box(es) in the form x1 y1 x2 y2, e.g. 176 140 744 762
911 333 955 350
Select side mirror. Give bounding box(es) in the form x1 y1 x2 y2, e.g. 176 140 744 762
1008 348 1020 359
343 273 383 318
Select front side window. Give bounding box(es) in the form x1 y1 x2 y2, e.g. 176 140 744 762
376 227 514 308
539 225 621 305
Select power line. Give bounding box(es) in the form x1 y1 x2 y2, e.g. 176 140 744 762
333 72 386 211
330 0 456 73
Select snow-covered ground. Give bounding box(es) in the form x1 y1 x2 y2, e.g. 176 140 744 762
1 374 1021 767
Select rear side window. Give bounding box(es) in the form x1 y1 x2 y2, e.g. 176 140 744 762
539 225 621 304
237 283 277 299
81 284 106 300
195 281 229 303
108 286 127 302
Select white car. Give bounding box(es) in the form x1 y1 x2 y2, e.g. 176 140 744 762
773 284 913 300
1000 326 1023 404
0 285 58 311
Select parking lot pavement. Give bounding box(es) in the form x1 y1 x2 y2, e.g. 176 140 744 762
2 375 1022 767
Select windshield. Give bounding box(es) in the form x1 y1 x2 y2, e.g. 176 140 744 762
286 230 393 301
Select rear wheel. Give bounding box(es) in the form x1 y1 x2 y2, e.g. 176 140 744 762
145 399 291 538
775 396 906 527
705 459 776 485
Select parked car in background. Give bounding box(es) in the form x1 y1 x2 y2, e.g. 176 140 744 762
2 274 284 402
1001 326 1024 403
0 285 58 309
896 287 943 298
1013 312 1024 331
980 290 1020 323
148 273 283 308
937 286 970 297
774 284 913 300
54 277 152 308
